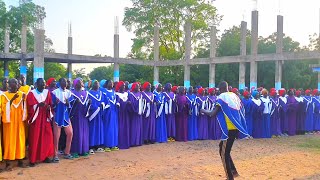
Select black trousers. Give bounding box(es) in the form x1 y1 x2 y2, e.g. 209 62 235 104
219 130 239 180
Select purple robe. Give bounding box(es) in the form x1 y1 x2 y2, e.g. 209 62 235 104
295 96 305 133
196 95 209 140
208 95 220 140
163 92 176 138
287 96 298 136
142 91 156 142
279 96 288 133
69 90 90 155
175 94 189 142
116 92 130 149
128 91 143 146
270 96 281 136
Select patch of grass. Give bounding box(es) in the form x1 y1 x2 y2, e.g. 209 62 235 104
297 137 320 151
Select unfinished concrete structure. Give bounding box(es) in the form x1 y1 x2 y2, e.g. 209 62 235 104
2 10 320 89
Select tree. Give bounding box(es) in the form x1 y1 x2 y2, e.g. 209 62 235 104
123 0 221 85
26 63 67 83
73 68 89 82
89 66 113 81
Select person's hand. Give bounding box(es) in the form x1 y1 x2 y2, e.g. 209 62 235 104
38 102 45 107
12 93 19 101
22 93 26 101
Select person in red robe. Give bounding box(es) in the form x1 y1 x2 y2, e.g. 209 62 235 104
27 78 54 166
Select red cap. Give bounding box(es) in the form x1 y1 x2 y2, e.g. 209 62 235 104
312 89 318 96
46 78 55 87
295 90 301 96
116 81 124 92
172 86 178 93
279 89 286 96
232 88 238 94
243 91 250 97
131 82 138 92
270 88 276 92
208 88 215 94
142 82 151 91
270 90 277 96
198 88 204 95
305 89 311 95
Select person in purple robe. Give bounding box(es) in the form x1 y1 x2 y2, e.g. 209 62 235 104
279 89 288 136
287 89 299 136
163 83 176 142
312 89 320 133
87 80 105 154
175 86 189 142
295 90 306 134
141 82 156 144
242 91 253 136
69 78 91 158
270 90 281 137
115 81 131 149
207 88 218 140
128 82 143 146
260 89 272 138
196 88 209 140
251 90 264 138
304 89 314 134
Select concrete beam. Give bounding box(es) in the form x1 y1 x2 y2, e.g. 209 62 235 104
184 22 191 88
275 15 283 90
209 26 217 88
239 21 247 89
33 29 45 83
250 10 258 89
153 25 160 86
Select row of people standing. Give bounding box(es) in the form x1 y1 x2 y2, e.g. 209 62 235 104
241 88 320 139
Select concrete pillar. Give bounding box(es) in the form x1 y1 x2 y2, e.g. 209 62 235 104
250 10 258 89
113 17 120 82
4 25 9 78
20 23 27 80
318 9 320 90
67 23 73 81
33 29 45 83
275 15 283 90
153 25 160 86
239 21 247 90
184 22 191 88
209 26 216 88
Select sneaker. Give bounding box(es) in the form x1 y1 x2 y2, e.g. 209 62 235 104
64 154 74 160
111 147 120 151
89 149 95 155
53 156 60 163
96 148 105 153
105 148 111 152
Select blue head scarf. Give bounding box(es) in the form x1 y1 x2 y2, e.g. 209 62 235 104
252 90 259 98
100 79 106 88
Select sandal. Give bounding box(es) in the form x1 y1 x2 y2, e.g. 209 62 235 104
89 149 95 155
81 153 89 157
96 148 105 153
111 147 120 151
64 154 74 160
44 158 53 163
105 148 111 152
53 156 60 163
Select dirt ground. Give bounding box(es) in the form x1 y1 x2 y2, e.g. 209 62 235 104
0 135 319 180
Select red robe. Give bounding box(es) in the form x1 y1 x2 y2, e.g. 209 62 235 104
27 89 54 163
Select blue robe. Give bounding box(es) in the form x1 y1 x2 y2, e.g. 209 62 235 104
242 98 253 136
313 96 320 131
88 90 105 147
52 88 72 127
304 96 314 132
103 89 119 148
163 92 176 138
154 91 167 143
186 94 198 141
215 92 249 140
251 98 264 138
260 97 272 138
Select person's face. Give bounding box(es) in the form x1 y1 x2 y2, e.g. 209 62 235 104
75 80 83 90
135 84 140 92
167 84 172 91
60 78 67 89
66 80 71 89
289 91 293 96
107 80 114 89
2 78 8 89
263 92 268 98
193 88 198 94
9 79 18 92
125 81 129 90
92 81 99 90
188 87 193 94
50 80 57 88
255 93 260 99
37 79 45 92
146 84 151 91
19 75 26 85
157 84 162 92
119 84 125 92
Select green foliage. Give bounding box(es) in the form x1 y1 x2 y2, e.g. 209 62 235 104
89 65 113 81
26 63 67 84
73 68 89 82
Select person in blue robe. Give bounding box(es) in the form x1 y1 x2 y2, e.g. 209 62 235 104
242 91 253 136
186 86 198 141
251 90 264 138
154 83 168 143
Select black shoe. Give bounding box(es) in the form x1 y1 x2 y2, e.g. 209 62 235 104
29 163 36 167
44 158 53 163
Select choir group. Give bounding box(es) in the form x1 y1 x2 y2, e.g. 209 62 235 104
0 75 319 169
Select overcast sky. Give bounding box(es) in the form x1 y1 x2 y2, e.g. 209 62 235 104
4 0 320 73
